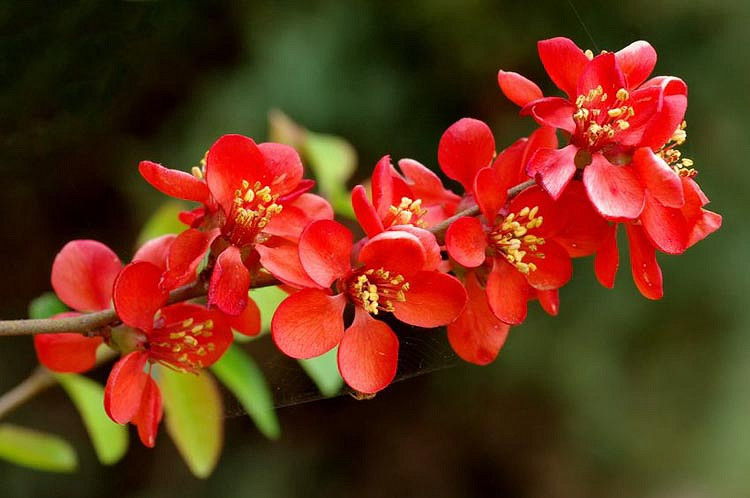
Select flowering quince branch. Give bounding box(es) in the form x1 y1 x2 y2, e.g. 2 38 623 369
0 36 721 462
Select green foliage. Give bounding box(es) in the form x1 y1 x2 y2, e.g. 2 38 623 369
136 200 189 247
211 345 280 440
0 424 77 473
157 367 223 479
268 110 357 218
299 347 344 398
28 293 67 319
55 374 128 466
250 285 288 334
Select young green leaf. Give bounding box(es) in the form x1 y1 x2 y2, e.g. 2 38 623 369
137 200 189 247
250 285 288 334
156 367 223 479
211 345 280 440
303 131 357 218
55 374 128 465
0 424 78 473
28 292 67 319
299 347 344 398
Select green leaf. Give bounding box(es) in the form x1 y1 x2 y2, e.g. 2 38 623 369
55 374 128 465
211 345 280 440
156 367 223 478
303 131 357 218
137 200 189 247
28 293 67 319
0 424 77 473
250 285 288 334
299 347 344 398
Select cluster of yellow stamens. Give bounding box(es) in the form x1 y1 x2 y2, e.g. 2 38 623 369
387 197 428 227
191 151 208 179
490 206 545 274
658 121 697 177
573 86 635 149
150 317 216 372
228 180 283 244
349 268 410 315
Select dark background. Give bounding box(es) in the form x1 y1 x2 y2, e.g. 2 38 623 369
1 1 747 497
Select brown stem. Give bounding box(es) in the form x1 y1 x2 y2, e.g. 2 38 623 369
428 179 535 242
0 272 280 337
0 367 57 420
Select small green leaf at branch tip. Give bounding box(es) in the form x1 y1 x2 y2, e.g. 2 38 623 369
299 347 344 398
28 293 67 320
211 345 280 440
55 374 128 465
156 366 223 479
303 131 357 218
251 285 289 334
137 200 189 247
0 424 78 473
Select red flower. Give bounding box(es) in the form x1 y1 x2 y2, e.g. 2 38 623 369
139 134 332 316
498 37 688 220
446 184 571 324
33 240 121 373
104 261 233 446
271 220 467 394
351 155 460 237
437 118 496 196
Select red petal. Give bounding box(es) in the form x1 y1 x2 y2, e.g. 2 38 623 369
536 289 560 316
113 262 168 331
625 224 663 299
205 134 266 215
208 246 250 316
594 224 619 289
162 228 216 290
492 138 528 191
34 327 103 373
522 126 559 168
352 185 385 238
640 194 689 255
615 40 657 89
134 234 176 272
138 160 209 203
537 37 589 98
521 97 577 133
397 159 461 209
632 148 683 208
438 118 495 193
104 351 149 424
51 240 122 312
486 259 531 325
132 376 163 448
445 216 488 268
338 308 399 394
392 271 467 327
682 178 722 247
576 52 626 99
387 225 442 271
256 238 321 289
554 181 611 257
271 289 346 358
358 230 426 277
447 272 510 365
638 77 688 150
583 154 645 220
474 166 506 222
258 142 305 196
225 298 261 336
526 145 578 200
298 219 353 287
497 70 544 107
371 155 397 218
525 240 572 291
264 193 334 242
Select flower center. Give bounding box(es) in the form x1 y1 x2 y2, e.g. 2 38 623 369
490 206 545 274
148 316 216 371
386 197 428 228
348 268 410 315
226 180 283 246
573 86 635 151
657 121 697 178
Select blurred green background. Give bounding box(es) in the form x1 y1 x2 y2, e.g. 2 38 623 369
0 1 746 496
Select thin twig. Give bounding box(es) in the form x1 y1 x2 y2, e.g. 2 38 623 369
0 367 57 420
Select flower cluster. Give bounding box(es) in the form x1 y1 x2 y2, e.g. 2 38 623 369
32 37 720 447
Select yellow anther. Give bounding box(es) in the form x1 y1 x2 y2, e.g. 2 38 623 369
617 120 630 130
183 336 198 347
191 166 204 179
584 49 594 60
608 108 623 118
181 318 194 328
616 88 629 101
169 331 186 340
